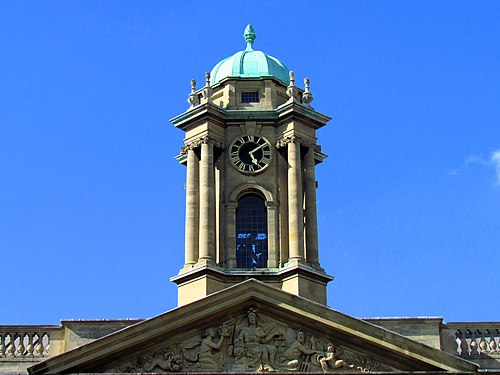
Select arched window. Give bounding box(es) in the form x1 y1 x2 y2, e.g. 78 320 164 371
236 193 268 268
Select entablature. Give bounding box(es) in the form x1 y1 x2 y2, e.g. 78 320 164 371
171 102 331 134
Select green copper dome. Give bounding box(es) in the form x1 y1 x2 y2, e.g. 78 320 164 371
210 25 290 85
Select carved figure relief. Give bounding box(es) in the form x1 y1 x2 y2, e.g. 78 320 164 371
282 330 323 371
114 309 396 373
318 343 356 373
236 309 281 371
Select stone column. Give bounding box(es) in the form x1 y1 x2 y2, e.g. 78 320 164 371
304 146 320 267
198 139 215 264
184 148 199 269
287 138 304 263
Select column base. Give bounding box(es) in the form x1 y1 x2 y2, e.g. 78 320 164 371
195 258 216 267
179 263 196 274
284 258 303 267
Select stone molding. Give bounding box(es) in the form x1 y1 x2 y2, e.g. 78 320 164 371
180 136 224 155
276 136 321 153
228 182 274 203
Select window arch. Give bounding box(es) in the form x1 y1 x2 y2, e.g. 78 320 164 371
235 193 268 268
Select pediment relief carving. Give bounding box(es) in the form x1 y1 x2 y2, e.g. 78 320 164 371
112 308 396 373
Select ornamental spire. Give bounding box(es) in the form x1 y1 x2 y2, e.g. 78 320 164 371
202 72 212 104
302 77 314 107
243 24 256 51
286 71 299 103
187 79 199 108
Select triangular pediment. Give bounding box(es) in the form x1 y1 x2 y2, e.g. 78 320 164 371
29 280 477 374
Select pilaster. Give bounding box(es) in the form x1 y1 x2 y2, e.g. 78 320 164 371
224 202 237 268
265 201 279 268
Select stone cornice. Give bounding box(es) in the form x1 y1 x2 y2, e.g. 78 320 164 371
170 103 227 130
171 102 331 131
275 101 331 129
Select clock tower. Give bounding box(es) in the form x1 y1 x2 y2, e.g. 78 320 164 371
170 25 333 306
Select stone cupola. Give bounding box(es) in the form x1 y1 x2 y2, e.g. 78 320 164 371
170 25 333 307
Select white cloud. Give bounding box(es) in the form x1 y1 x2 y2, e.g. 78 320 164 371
464 155 482 165
491 149 500 186
449 154 486 176
450 149 500 187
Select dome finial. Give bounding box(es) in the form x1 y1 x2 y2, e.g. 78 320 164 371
243 24 256 51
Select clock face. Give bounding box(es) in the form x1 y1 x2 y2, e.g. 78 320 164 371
229 135 272 173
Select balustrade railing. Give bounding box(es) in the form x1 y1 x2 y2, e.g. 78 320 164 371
0 330 50 359
452 325 500 357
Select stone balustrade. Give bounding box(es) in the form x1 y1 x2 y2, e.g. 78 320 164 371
440 321 500 373
0 321 140 373
0 326 64 373
0 329 52 359
451 325 500 357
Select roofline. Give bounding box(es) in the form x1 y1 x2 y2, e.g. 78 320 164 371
29 279 478 374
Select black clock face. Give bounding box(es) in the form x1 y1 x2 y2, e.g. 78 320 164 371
229 135 272 173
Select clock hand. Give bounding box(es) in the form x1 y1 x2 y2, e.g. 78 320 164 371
248 142 270 156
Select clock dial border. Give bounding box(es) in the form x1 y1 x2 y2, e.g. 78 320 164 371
229 135 272 174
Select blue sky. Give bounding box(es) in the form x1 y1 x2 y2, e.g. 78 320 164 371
0 1 499 325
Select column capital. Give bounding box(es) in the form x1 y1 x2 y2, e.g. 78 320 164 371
276 136 321 152
180 136 224 154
